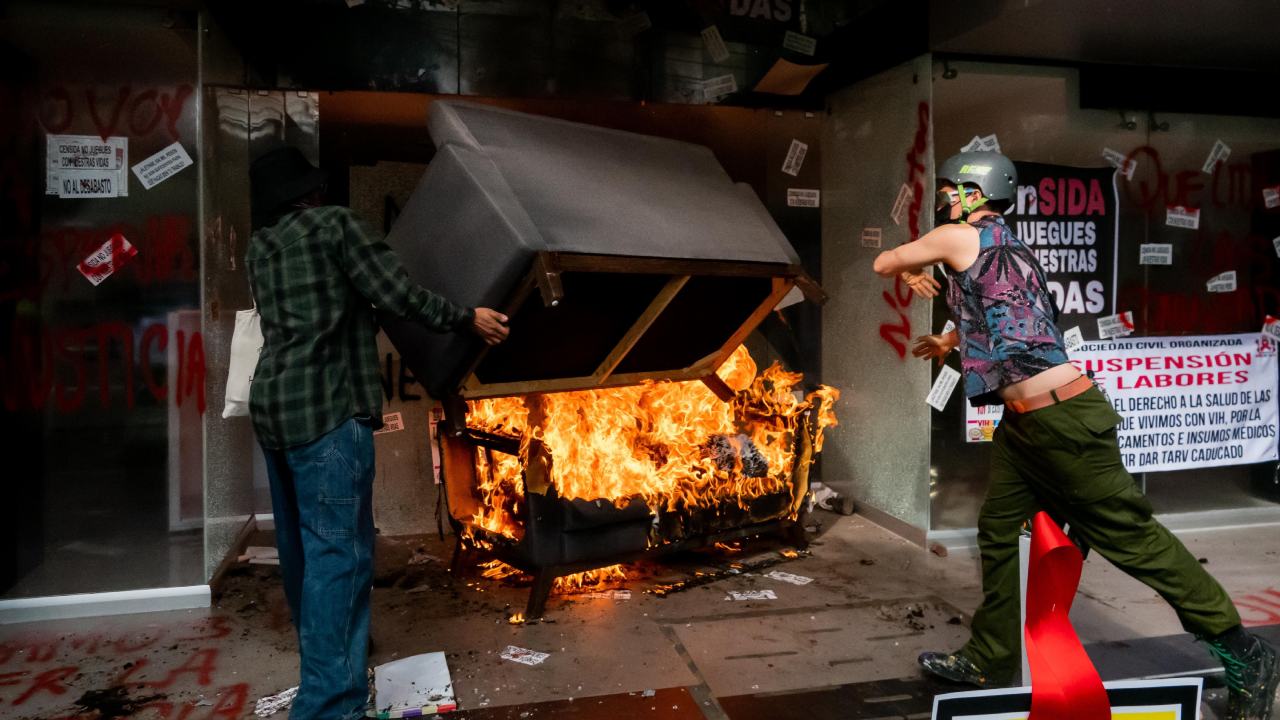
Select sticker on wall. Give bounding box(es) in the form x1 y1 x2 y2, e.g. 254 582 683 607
699 74 737 103
616 11 651 37
926 365 961 411
1101 148 1137 180
782 30 817 56
132 141 194 190
1263 315 1280 342
1264 185 1280 209
781 139 808 176
701 26 731 62
960 134 1000 153
860 227 882 248
786 188 820 208
1202 139 1231 174
374 412 404 435
890 183 914 225
1138 243 1173 265
1097 311 1135 340
47 134 129 198
1207 271 1237 293
1062 326 1085 353
77 233 137 286
1165 205 1200 230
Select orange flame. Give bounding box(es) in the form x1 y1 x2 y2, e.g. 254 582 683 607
552 564 628 594
464 345 839 543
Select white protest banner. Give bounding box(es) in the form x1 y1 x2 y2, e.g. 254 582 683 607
1207 271 1237 293
786 188 820 208
781 139 808 176
782 30 817 56
1074 333 1277 473
1139 243 1173 266
132 141 194 190
48 134 129 198
860 227 882 248
965 333 1280 469
1098 310 1135 339
1202 139 1231 173
1166 205 1200 230
927 366 961 411
701 26 731 62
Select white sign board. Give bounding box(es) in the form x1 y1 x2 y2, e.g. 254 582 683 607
963 334 1279 474
927 366 961 411
47 134 129 198
131 141 194 190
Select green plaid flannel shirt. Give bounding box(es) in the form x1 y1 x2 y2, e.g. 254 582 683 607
247 206 473 449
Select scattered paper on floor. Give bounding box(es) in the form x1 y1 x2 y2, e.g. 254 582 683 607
254 686 298 718
727 589 778 601
765 570 813 586
371 651 457 718
501 645 550 666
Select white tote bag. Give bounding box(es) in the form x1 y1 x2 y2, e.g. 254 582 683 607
222 307 263 419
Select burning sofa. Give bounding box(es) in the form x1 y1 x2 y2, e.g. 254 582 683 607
381 102 837 616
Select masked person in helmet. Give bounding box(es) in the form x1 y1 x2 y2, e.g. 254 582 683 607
873 151 1278 720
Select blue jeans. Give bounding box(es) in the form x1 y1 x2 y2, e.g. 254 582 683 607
261 417 375 720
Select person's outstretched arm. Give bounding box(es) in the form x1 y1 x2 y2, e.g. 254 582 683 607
873 223 975 278
337 208 508 344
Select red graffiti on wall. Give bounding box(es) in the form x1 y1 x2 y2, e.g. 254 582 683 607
1122 145 1260 212
0 214 196 302
878 101 931 359
39 85 193 142
0 320 206 415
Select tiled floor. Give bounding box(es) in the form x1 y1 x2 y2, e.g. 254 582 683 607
1 511 1277 719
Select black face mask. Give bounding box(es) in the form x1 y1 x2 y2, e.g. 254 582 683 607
935 193 956 225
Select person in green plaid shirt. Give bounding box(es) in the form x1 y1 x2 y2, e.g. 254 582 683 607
248 146 508 720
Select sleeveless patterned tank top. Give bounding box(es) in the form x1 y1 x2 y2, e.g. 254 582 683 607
943 215 1069 407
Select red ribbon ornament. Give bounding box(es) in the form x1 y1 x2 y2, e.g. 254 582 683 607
1025 511 1111 720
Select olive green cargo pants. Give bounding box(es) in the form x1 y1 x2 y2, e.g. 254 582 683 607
960 385 1241 682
